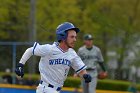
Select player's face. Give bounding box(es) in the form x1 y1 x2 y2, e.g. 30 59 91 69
84 39 93 48
65 30 77 48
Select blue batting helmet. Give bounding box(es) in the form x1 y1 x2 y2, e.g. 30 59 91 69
56 22 80 41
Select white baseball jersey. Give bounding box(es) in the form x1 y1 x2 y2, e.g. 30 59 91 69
31 42 86 87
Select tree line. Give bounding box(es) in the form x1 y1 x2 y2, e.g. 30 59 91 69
0 0 140 79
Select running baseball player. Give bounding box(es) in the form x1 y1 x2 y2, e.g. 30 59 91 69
76 34 107 93
15 22 92 93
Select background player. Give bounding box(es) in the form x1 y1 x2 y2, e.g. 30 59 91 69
15 22 92 93
75 34 107 93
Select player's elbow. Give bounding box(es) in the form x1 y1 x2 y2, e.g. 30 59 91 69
25 47 33 55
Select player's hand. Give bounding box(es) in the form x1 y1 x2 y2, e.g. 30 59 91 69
83 74 92 83
98 71 108 79
15 63 24 78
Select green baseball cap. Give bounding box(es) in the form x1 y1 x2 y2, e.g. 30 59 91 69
84 34 93 40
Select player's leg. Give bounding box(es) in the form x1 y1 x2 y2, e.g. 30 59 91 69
81 79 87 93
36 84 43 93
43 87 59 93
36 84 59 93
82 70 93 93
89 77 97 93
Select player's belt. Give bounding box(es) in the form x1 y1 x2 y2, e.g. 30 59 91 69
39 80 61 91
86 68 95 71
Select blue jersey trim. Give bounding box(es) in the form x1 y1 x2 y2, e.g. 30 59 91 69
32 42 38 55
76 65 86 73
56 45 65 53
54 42 59 46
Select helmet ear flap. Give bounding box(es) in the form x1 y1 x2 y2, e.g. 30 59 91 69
57 31 68 42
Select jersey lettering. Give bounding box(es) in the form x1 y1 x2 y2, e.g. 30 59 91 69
81 54 98 60
49 59 71 66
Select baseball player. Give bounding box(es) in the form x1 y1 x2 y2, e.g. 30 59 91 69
76 34 107 93
15 22 92 93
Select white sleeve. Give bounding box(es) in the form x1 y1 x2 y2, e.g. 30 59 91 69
19 42 50 64
32 42 51 56
19 47 33 65
71 56 87 73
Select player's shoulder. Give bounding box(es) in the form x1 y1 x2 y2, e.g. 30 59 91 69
78 46 86 51
52 42 59 46
93 45 101 51
46 42 60 49
33 42 54 48
68 48 78 56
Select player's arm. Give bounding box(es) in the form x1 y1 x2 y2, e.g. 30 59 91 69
98 62 107 72
97 48 108 78
71 55 92 83
15 42 50 78
15 47 34 78
73 48 84 77
96 48 107 72
77 69 87 77
78 69 92 83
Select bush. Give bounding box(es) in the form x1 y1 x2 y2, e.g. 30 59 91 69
64 77 81 88
97 79 131 91
64 77 129 91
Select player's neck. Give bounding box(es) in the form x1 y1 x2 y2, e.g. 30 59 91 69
86 45 93 48
59 43 69 52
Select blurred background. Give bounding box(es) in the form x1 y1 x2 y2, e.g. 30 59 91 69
0 0 140 93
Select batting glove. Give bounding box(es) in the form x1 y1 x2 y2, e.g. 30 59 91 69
15 63 24 78
83 74 92 83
